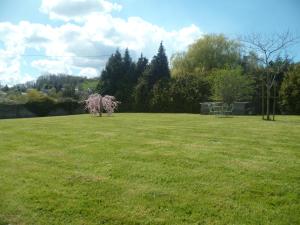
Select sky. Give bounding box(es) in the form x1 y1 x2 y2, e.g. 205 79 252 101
0 0 299 86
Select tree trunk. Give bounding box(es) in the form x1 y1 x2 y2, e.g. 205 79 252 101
272 82 276 121
99 96 103 117
262 79 265 120
266 86 271 120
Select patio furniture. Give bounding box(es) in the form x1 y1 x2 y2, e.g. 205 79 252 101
209 102 233 116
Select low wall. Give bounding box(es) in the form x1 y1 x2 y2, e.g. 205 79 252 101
0 103 86 119
0 104 34 119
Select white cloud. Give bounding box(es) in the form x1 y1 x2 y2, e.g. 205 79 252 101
0 52 34 85
0 0 203 85
40 0 122 22
79 67 99 78
31 59 73 74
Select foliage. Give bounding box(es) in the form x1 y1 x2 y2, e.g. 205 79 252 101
0 89 28 104
150 75 210 112
170 52 193 77
150 78 171 112
85 94 119 116
279 64 300 114
131 55 149 111
146 42 171 88
35 74 85 91
26 89 51 102
99 49 138 111
133 43 170 111
102 95 120 116
25 89 56 116
31 74 97 101
118 48 136 109
81 79 99 92
170 75 211 112
241 31 298 120
25 98 55 116
211 68 254 105
133 77 150 112
85 94 103 116
135 54 148 83
171 34 241 76
100 50 125 96
62 84 77 99
56 98 81 114
2 34 299 115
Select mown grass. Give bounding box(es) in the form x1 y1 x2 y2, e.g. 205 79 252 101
0 114 299 225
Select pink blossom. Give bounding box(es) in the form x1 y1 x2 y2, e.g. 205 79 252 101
85 94 120 116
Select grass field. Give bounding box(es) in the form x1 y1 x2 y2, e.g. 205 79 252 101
0 114 299 225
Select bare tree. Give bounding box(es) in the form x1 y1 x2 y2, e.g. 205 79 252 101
241 31 299 120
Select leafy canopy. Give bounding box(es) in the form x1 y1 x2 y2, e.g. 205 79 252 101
171 34 241 77
280 64 300 114
211 68 254 105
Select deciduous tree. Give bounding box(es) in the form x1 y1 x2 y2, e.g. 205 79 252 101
241 31 298 120
211 68 254 105
171 34 242 76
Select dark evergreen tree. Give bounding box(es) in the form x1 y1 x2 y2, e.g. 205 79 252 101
99 49 140 110
131 54 149 111
100 50 123 95
118 48 136 110
123 48 135 84
147 42 170 88
133 77 150 112
135 54 148 82
133 43 170 111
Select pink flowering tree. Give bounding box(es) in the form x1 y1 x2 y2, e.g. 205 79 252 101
102 95 119 116
85 94 119 116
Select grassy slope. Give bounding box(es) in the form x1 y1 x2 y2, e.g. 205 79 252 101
0 114 299 225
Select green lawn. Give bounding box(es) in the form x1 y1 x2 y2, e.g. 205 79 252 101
0 114 299 225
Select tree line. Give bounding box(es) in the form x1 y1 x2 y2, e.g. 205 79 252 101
96 34 300 115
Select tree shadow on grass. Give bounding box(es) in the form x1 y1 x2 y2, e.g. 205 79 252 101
216 116 234 119
271 119 300 125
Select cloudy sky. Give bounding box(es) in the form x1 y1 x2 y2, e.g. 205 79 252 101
0 0 299 86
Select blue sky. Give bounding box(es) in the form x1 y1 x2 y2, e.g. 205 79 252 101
0 0 299 85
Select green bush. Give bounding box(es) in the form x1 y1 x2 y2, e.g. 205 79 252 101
25 98 55 116
56 98 82 114
280 64 300 114
150 75 210 113
25 89 55 116
210 68 254 105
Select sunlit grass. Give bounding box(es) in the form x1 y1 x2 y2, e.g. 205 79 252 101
0 114 299 225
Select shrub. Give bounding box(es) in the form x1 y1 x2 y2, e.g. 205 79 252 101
280 64 300 114
169 75 211 112
57 98 81 114
85 94 120 116
150 75 210 113
210 68 254 105
25 89 55 116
